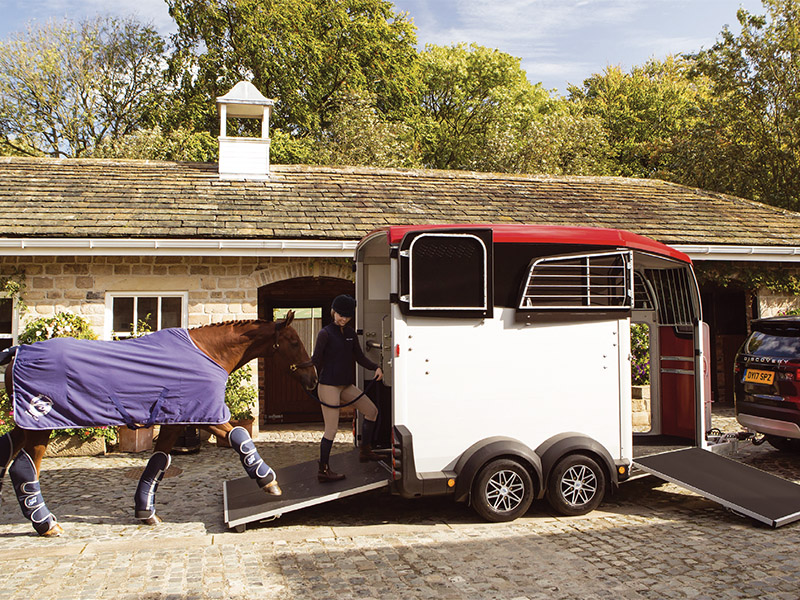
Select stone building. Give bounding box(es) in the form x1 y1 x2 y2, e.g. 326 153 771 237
3 82 800 428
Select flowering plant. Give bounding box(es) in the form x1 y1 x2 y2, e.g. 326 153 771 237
631 323 651 386
225 364 257 420
15 312 117 444
0 388 13 436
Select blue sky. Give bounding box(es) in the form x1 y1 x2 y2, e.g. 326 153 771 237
1 0 765 95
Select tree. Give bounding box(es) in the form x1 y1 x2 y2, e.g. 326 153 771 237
0 17 169 158
414 43 559 171
166 0 420 139
683 0 800 209
568 57 709 180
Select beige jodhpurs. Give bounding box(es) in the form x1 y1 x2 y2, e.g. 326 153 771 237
318 384 378 440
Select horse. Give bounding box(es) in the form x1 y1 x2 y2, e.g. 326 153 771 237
0 312 317 537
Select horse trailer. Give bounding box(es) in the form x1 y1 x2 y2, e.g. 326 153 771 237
224 224 800 530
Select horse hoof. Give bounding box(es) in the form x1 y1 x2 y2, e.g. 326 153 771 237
264 480 282 496
41 523 64 537
142 514 162 525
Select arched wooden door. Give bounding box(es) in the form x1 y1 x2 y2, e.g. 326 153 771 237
258 276 354 424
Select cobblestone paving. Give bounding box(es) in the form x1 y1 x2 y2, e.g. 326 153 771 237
1 408 800 599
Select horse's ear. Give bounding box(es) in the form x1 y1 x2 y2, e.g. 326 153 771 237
274 310 295 332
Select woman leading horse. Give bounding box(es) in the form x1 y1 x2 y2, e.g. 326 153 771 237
0 312 317 537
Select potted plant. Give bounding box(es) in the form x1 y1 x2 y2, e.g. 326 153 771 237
218 364 257 446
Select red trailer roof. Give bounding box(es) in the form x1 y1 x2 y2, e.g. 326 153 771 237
370 224 691 263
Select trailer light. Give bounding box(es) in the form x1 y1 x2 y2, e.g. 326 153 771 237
396 344 400 357
447 478 455 488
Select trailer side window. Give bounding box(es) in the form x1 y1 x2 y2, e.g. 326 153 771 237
518 250 633 311
399 232 492 317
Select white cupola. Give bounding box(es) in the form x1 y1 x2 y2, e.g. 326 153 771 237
216 81 275 180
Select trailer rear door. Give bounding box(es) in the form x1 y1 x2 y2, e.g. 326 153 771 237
634 448 800 528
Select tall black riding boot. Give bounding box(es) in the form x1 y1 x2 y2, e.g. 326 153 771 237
318 436 346 482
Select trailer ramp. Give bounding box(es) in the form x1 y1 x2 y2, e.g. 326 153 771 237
634 447 800 528
223 449 390 531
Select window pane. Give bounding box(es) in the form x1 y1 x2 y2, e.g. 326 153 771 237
0 338 11 351
161 297 182 329
113 297 135 333
0 298 11 334
137 297 158 332
410 235 486 309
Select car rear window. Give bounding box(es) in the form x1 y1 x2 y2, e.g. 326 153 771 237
745 330 800 358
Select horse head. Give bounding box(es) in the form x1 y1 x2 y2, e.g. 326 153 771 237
273 311 318 390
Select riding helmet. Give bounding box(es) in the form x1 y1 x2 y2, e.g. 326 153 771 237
331 294 356 318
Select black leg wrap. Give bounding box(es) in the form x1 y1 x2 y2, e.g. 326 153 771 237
0 433 12 501
9 449 57 535
228 426 275 488
134 451 171 520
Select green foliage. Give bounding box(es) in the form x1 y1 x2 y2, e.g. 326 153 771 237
9 312 116 443
0 17 169 157
568 56 708 180
225 364 257 420
683 0 800 209
166 0 419 138
1 269 26 314
631 324 651 386
90 126 218 162
695 262 800 295
0 389 13 436
18 312 97 344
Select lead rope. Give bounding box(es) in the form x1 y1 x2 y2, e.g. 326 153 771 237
303 375 380 408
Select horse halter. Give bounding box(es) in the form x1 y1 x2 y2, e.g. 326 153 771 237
270 341 314 372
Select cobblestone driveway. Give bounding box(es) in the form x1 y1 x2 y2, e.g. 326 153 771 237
1 408 799 600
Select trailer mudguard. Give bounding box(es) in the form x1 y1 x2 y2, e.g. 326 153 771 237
535 433 618 500
453 437 543 504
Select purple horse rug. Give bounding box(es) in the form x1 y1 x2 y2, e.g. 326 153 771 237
11 328 231 431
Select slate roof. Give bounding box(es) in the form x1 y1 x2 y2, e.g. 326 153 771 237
1 156 798 246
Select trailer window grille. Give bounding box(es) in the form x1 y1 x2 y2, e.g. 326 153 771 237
633 273 656 310
643 268 696 326
408 233 488 310
518 250 632 310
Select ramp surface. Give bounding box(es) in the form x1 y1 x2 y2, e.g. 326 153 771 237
223 449 390 530
634 447 800 528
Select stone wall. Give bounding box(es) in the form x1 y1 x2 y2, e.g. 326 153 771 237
1 254 352 435
758 289 800 318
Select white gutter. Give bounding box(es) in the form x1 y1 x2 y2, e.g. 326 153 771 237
672 244 800 262
0 238 358 257
1 238 799 262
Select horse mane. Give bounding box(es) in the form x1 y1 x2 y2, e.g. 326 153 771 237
190 319 272 330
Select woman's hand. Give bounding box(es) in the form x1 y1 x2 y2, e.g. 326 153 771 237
375 367 384 381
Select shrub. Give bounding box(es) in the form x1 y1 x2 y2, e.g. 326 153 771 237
225 364 257 420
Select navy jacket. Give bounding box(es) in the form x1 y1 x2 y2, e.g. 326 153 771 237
311 323 379 386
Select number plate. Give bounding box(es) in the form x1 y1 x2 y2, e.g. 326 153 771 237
744 368 775 385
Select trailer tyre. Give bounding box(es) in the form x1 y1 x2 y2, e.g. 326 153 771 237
471 458 534 522
547 454 606 516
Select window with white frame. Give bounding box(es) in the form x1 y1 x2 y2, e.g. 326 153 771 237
105 292 188 339
0 297 14 350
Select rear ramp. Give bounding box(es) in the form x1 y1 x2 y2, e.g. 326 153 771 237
634 448 800 528
223 449 390 531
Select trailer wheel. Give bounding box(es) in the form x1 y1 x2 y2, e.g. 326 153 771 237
471 458 534 522
546 454 606 516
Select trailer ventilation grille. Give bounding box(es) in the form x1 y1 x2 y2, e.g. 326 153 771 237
643 268 696 326
519 250 633 310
